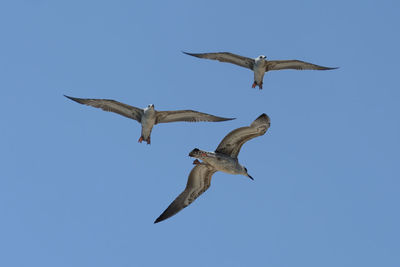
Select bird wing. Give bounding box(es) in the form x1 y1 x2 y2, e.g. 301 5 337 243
266 60 338 71
64 95 143 122
183 51 255 70
154 164 216 223
215 113 270 158
155 110 234 124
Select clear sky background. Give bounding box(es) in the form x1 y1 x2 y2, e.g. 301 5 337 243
1 0 399 266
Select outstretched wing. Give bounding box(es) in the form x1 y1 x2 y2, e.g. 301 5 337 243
183 51 255 70
266 60 338 71
154 164 216 224
155 110 234 124
215 113 270 158
64 95 143 122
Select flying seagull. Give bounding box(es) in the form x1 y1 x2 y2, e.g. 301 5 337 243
154 113 270 223
64 95 235 144
183 51 338 89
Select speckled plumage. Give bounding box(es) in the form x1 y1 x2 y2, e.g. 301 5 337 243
64 95 235 144
154 114 271 223
183 51 337 89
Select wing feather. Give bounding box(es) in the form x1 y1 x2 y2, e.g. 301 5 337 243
183 51 254 70
154 164 216 223
64 95 143 122
266 60 338 71
155 110 234 124
215 114 271 158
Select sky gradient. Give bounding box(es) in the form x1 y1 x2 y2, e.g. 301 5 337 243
1 1 399 266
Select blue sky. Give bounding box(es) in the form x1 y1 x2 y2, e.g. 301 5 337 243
1 0 399 266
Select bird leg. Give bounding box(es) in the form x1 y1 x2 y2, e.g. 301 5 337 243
252 82 257 88
259 82 263 90
138 136 144 143
146 137 151 145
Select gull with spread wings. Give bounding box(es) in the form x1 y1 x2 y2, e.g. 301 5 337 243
154 113 270 223
183 51 337 89
65 95 234 144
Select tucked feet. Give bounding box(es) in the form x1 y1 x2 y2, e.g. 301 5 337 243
138 136 144 143
146 137 151 145
259 82 263 90
193 159 201 165
252 82 257 88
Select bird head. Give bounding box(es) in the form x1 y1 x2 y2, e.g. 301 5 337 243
258 55 267 60
189 148 201 158
147 104 155 109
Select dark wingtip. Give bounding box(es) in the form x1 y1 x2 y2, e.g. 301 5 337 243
247 174 254 180
251 113 271 129
64 95 88 105
220 117 236 121
182 51 200 58
323 66 339 70
64 95 77 102
258 113 270 122
259 113 267 118
64 95 84 104
154 210 170 224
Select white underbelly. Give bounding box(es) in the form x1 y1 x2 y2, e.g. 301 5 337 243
204 156 241 175
253 66 265 83
141 116 155 138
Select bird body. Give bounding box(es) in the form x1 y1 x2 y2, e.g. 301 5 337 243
189 149 246 176
253 56 267 88
140 104 157 144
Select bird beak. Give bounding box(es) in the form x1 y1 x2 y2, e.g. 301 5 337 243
247 174 254 180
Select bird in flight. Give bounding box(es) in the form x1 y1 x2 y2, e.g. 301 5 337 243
65 95 234 144
183 51 337 89
154 113 270 223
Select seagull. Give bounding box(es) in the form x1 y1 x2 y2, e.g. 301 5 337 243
64 95 235 144
183 51 338 89
154 113 270 223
